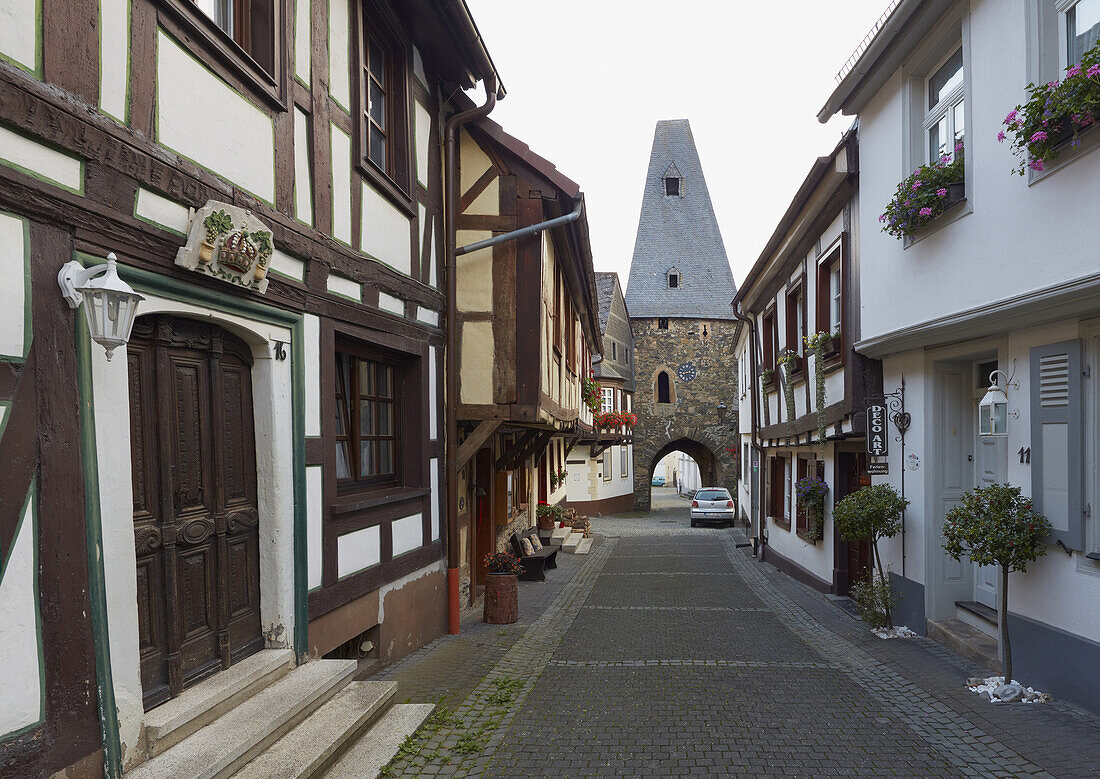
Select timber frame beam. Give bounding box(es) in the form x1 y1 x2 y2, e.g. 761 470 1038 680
456 419 501 471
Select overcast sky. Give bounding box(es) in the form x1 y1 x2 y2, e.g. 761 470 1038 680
462 0 891 289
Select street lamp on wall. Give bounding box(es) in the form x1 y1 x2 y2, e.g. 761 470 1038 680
57 253 144 361
979 368 1016 437
716 401 727 421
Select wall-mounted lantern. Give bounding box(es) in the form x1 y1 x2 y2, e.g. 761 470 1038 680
716 401 727 421
979 369 1015 437
57 253 144 361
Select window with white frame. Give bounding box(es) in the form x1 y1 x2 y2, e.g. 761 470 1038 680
783 457 792 520
926 47 965 163
620 446 628 478
601 387 614 414
1066 0 1100 66
830 264 842 334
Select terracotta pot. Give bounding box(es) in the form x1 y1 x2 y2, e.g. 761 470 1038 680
483 573 518 624
537 513 557 531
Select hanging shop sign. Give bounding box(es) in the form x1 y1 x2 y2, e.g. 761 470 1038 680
866 460 889 475
866 404 889 456
175 201 274 293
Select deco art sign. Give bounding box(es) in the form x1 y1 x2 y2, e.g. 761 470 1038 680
175 201 274 293
866 404 889 457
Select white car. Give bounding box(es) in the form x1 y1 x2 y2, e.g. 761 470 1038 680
690 487 734 527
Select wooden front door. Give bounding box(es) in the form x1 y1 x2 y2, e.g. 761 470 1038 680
836 451 873 594
128 316 263 710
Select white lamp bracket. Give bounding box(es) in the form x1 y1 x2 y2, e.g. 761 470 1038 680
57 254 118 309
987 361 1019 392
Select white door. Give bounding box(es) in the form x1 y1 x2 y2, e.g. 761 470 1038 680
973 392 1005 609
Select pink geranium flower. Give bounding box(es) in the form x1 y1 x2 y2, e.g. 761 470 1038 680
1066 64 1083 78
919 207 933 217
1030 130 1048 142
937 188 947 196
1088 64 1100 78
911 180 922 190
1004 109 1018 124
1029 158 1045 172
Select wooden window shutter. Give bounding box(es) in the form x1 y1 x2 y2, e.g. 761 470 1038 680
1030 340 1085 551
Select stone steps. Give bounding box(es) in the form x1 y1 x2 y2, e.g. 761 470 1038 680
126 659 357 779
561 533 582 552
574 536 593 555
927 618 1001 673
323 703 435 779
139 648 295 762
232 681 397 779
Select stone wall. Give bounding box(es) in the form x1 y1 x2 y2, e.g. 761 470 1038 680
630 317 741 510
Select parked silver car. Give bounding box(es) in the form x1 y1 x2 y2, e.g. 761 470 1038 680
690 487 734 527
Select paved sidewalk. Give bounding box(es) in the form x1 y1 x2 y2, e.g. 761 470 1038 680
369 493 1100 777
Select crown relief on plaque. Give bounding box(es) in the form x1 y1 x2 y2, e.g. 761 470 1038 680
175 201 275 293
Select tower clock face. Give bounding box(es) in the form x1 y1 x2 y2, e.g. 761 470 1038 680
677 362 697 382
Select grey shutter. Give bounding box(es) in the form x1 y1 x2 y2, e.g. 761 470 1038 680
1030 339 1084 551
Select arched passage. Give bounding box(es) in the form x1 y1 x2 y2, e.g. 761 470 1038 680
642 437 722 510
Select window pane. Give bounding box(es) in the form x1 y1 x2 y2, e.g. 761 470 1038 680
360 441 375 477
369 125 386 169
359 360 374 395
369 79 385 128
335 398 348 435
830 266 842 332
928 48 963 109
336 441 351 479
378 440 394 475
375 401 392 436
952 99 965 152
368 37 386 81
930 114 949 161
377 364 392 397
1069 0 1100 66
360 400 374 435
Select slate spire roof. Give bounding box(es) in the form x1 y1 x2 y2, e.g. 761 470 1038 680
624 119 738 320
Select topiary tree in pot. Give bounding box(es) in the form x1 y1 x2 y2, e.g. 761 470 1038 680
832 484 908 628
942 483 1051 684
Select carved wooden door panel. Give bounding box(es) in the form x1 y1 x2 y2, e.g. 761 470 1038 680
129 316 262 710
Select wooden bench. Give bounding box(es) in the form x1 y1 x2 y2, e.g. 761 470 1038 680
510 527 559 582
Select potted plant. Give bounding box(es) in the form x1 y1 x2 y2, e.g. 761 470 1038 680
795 475 829 543
580 374 601 414
777 348 802 375
943 484 1051 686
200 209 233 263
535 501 563 531
482 551 522 624
879 143 965 239
999 41 1100 175
832 484 908 628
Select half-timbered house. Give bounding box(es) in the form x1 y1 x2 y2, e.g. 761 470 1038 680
566 271 636 516
451 110 601 602
0 0 500 775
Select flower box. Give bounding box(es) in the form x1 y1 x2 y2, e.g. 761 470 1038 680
880 145 965 239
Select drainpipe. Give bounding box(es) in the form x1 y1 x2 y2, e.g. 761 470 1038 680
444 76 499 635
734 302 765 556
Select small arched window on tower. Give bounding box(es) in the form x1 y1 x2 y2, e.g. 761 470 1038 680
657 371 671 404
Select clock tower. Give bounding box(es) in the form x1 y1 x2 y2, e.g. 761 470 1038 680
624 119 741 511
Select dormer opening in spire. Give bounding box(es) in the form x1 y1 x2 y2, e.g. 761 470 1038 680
662 162 683 197
667 267 681 289
664 176 680 196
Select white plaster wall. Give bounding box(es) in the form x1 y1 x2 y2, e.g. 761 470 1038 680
269 249 304 282
391 514 423 557
456 236 492 311
0 0 36 72
327 0 350 111
99 0 129 120
414 101 431 189
0 212 26 359
417 307 439 327
306 465 323 590
429 457 440 539
429 347 438 440
337 526 380 578
293 108 313 226
135 188 189 234
156 30 274 203
361 183 412 274
378 290 403 315
330 125 352 244
766 446 836 584
0 124 82 192
857 1 1100 344
293 0 310 84
95 291 295 761
304 314 321 437
0 488 41 738
327 272 361 301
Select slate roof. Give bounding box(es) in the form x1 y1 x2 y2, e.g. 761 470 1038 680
594 271 618 334
624 119 738 320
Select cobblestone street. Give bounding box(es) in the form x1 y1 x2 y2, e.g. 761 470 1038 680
373 489 1100 777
